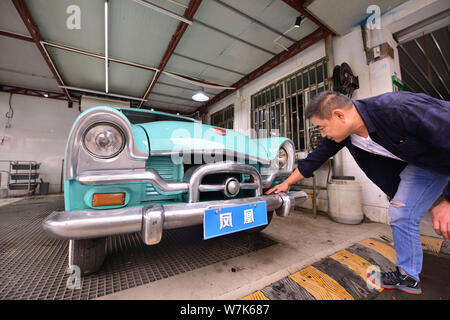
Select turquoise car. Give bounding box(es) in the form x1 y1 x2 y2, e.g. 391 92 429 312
42 106 307 275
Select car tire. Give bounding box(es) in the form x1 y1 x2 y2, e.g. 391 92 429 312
68 238 107 276
245 210 274 233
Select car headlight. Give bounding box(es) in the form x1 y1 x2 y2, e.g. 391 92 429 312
83 123 125 158
277 147 288 168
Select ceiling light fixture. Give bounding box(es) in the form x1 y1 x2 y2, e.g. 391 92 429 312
192 89 209 102
294 16 302 28
274 15 307 51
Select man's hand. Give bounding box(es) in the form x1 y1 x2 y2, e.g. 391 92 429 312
264 168 305 195
431 199 450 240
265 181 289 195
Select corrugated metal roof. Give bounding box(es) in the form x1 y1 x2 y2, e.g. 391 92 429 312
0 0 415 113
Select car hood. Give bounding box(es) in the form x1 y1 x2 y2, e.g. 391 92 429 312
138 121 273 163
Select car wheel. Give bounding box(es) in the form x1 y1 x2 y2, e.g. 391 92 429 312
245 210 274 233
68 238 107 276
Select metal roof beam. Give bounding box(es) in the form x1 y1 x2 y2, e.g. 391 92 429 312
0 29 33 42
139 0 203 108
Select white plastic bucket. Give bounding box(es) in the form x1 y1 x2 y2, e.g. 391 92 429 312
327 177 363 224
0 188 7 199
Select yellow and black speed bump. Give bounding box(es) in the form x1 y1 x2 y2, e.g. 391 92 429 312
242 236 449 300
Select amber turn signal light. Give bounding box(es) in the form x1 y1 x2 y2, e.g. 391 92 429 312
92 193 125 207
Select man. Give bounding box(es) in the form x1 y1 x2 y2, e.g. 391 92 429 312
265 91 450 295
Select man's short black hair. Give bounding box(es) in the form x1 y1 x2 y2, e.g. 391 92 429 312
305 91 353 119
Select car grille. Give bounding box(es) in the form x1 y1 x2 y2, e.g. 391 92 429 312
144 157 183 200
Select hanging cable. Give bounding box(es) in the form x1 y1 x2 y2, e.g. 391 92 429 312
5 93 14 128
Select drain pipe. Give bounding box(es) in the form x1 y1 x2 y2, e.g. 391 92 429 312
324 33 341 178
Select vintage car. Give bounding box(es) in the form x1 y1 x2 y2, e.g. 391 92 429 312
42 106 307 275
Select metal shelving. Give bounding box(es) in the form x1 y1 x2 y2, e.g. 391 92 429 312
1 161 41 195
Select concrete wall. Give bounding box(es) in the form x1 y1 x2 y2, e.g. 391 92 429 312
0 92 79 195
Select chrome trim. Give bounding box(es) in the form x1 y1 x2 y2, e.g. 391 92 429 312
276 192 297 217
260 140 295 188
66 107 148 180
280 140 295 172
42 191 308 241
187 162 263 203
261 170 294 188
223 177 240 197
43 207 143 240
77 168 189 193
197 182 259 192
82 122 126 159
142 203 164 245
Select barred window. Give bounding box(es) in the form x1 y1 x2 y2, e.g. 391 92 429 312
251 58 331 152
210 105 234 129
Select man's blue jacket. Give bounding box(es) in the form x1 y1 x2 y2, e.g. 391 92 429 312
297 91 450 201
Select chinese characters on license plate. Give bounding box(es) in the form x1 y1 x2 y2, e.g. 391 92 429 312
203 201 268 240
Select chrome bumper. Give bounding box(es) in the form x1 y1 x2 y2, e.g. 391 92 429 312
42 191 308 245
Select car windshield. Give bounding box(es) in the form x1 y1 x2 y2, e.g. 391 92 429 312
120 109 195 124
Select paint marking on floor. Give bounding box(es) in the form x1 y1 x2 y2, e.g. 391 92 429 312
420 235 444 254
288 265 354 300
241 290 269 300
329 249 383 292
359 238 397 264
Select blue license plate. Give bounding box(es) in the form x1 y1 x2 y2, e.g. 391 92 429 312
203 201 268 240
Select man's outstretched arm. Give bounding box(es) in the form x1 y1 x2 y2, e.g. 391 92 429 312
265 137 345 195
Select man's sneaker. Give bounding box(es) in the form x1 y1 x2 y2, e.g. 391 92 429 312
367 266 422 295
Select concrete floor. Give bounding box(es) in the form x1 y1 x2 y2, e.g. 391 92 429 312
1 195 447 300
97 209 393 300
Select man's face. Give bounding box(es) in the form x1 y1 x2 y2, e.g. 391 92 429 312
310 109 352 143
